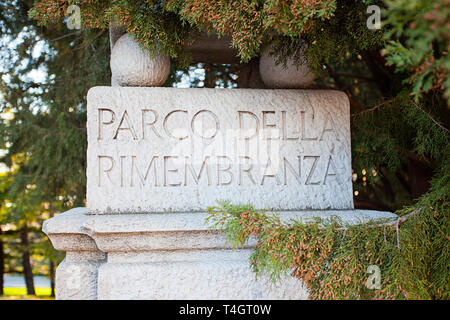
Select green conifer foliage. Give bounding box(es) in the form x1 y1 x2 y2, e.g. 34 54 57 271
1 0 111 293
0 0 447 298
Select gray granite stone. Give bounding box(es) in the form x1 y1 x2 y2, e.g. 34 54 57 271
110 34 170 87
260 46 315 88
43 207 397 300
87 87 353 214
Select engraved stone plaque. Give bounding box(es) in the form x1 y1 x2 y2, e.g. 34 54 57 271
87 87 353 214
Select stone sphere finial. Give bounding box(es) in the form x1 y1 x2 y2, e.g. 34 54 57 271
259 45 315 89
110 33 170 87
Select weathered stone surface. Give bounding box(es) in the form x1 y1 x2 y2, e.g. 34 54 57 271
56 251 105 300
259 46 315 89
87 87 353 214
97 250 309 300
43 207 397 300
110 34 170 87
44 208 397 252
43 208 106 300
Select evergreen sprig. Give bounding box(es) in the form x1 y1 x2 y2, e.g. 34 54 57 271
207 199 449 299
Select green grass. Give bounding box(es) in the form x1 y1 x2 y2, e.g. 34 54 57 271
3 287 53 299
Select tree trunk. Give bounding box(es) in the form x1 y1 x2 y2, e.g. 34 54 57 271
48 210 55 297
407 159 432 199
203 63 216 88
49 261 55 297
0 227 4 296
20 225 35 296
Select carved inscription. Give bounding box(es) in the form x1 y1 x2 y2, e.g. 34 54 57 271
86 87 353 213
95 108 341 188
97 154 339 187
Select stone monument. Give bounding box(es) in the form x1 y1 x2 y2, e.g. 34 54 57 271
43 30 396 299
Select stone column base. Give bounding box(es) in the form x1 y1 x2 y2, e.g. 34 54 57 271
43 208 396 300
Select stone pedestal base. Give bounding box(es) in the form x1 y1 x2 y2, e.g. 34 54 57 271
43 208 396 300
98 250 308 299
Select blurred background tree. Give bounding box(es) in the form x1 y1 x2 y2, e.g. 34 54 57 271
0 0 448 298
0 0 110 297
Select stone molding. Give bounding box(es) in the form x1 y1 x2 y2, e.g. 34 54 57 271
44 207 396 299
